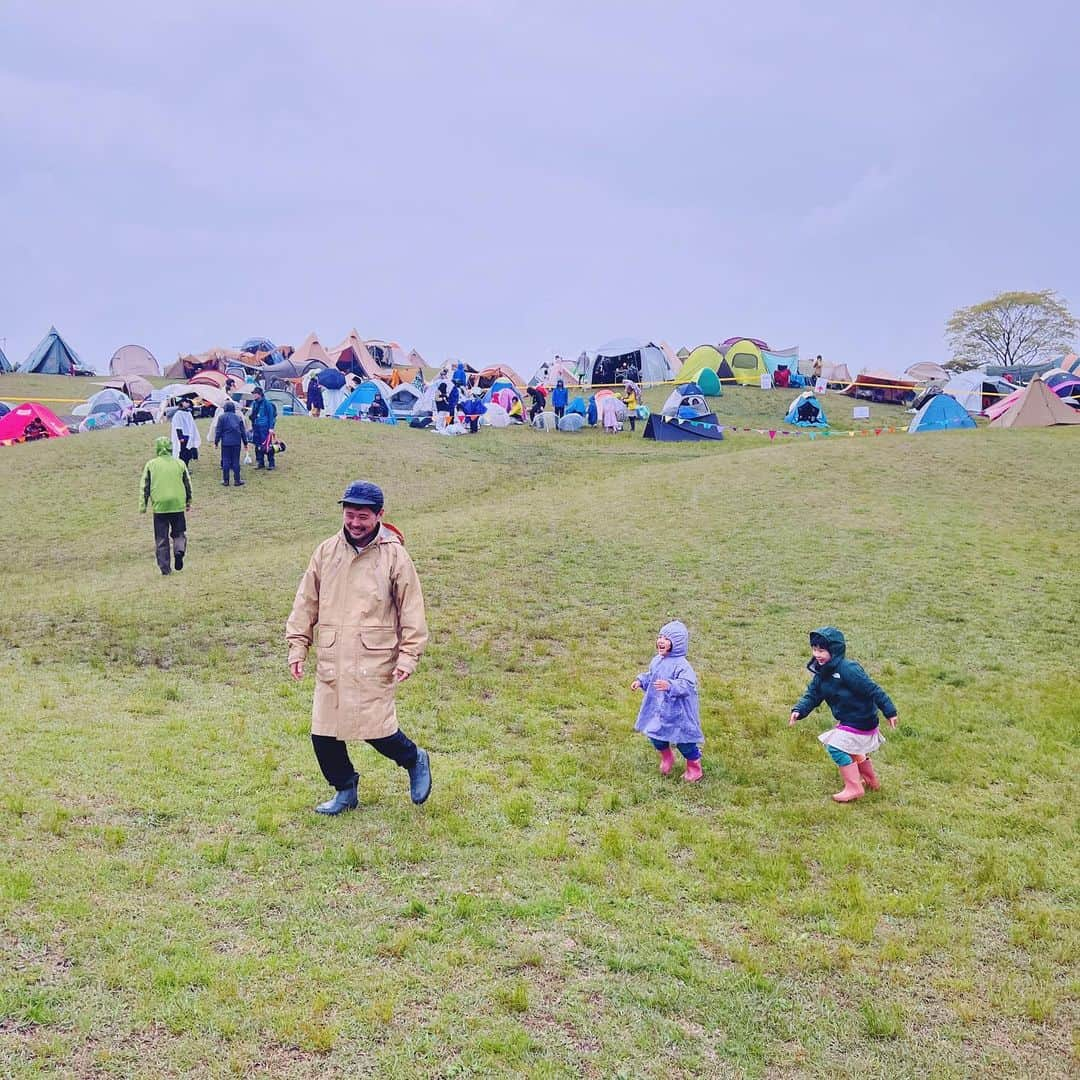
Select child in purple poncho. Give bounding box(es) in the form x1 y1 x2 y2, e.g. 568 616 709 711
632 620 704 782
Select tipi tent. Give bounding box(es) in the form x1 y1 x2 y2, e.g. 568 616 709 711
109 344 159 378
590 339 673 386
784 392 828 427
0 402 71 444
19 327 90 375
330 330 380 379
290 332 332 371
989 377 1080 429
942 370 1015 414
908 393 976 433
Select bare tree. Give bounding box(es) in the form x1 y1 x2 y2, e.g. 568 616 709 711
945 290 1078 371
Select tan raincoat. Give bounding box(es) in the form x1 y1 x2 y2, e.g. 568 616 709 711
286 526 428 740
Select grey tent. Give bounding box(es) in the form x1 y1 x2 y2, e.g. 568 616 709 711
0 345 12 373
19 326 91 375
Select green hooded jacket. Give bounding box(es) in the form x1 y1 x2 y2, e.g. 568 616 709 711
141 437 192 514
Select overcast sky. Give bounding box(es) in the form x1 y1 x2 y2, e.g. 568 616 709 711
2 0 1078 374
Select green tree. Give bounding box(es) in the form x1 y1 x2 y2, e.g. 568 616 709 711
945 290 1078 371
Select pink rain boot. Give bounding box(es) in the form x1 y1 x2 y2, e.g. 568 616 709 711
857 757 880 791
658 748 675 776
682 758 703 783
832 763 865 802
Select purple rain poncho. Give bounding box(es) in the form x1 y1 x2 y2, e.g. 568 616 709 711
633 620 704 746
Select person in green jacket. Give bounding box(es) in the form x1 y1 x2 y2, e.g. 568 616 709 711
140 436 193 575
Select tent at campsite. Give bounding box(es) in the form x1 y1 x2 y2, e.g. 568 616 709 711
1062 353 1079 375
1044 369 1080 399
942 370 1016 413
590 339 673 386
0 402 11 418
844 370 917 405
659 342 682 378
239 337 285 365
685 366 722 396
72 387 132 418
660 382 710 418
784 392 828 427
908 393 976 433
905 362 950 384
676 346 691 362
722 339 770 386
388 383 422 417
330 330 381 379
0 402 71 445
474 364 526 388
797 357 853 385
557 413 586 432
365 341 412 371
484 382 528 418
762 347 799 375
19 327 91 375
989 377 1080 429
646 383 723 441
0 346 12 373
290 332 332 372
684 345 726 382
260 356 308 386
164 353 228 380
334 379 397 420
529 358 579 387
109 344 159 378
266 389 309 416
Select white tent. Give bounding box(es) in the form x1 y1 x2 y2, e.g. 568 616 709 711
943 370 1016 414
590 338 674 386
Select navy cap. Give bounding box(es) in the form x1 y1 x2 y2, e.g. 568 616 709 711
339 480 384 511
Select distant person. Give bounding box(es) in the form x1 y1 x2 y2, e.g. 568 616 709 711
452 362 467 389
551 379 569 420
214 400 248 487
460 388 486 433
526 385 547 420
587 395 598 427
140 435 192 576
507 395 524 423
306 379 325 418
367 395 390 421
286 481 432 814
170 398 201 465
789 627 898 803
812 355 823 383
434 383 453 429
621 381 640 432
632 621 704 782
249 386 277 470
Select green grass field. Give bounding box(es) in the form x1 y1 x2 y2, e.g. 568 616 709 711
0 378 1077 1078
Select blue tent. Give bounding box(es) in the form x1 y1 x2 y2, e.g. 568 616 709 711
0 345 12 373
19 326 89 375
908 393 976 433
334 379 397 421
566 395 587 416
784 392 828 427
239 337 285 365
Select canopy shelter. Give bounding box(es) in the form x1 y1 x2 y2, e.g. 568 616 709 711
843 371 917 405
590 339 673 386
908 393 976 433
0 402 71 444
942 370 1016 413
989 377 1080 428
19 327 91 375
109 344 159 378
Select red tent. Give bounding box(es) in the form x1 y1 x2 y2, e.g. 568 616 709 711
0 402 71 446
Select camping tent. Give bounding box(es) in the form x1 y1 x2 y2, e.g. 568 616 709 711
72 387 132 418
1062 353 1079 375
290 332 332 371
660 383 711 419
942 370 1015 414
723 339 769 386
484 383 528 418
844 371 917 405
529 359 579 387
685 345 726 382
784 392 828 427
259 357 308 386
989 377 1080 429
103 375 154 402
762 347 799 374
109 344 159 378
590 339 673 386
163 353 227 380
334 379 397 419
365 341 412 370
905 362 950 384
0 346 12 374
0 402 71 444
19 327 90 375
474 364 526 388
266 389 309 416
240 338 285 365
659 342 682 378
330 330 381 379
388 383 422 417
688 367 722 396
908 394 976 433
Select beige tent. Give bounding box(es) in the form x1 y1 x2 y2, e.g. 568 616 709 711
291 331 332 369
660 341 682 379
329 329 380 378
989 377 1080 429
109 344 160 378
905 362 949 383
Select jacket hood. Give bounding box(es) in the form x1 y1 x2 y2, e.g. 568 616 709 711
556 379 564 388
660 620 689 658
809 626 846 670
155 436 172 456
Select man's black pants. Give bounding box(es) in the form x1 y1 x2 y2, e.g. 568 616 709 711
220 444 242 484
311 731 419 790
153 512 186 574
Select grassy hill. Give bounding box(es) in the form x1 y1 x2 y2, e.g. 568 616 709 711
0 403 1077 1077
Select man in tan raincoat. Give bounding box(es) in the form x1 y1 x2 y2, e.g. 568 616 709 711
286 480 432 814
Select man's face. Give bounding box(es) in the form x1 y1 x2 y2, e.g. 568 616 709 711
342 505 383 542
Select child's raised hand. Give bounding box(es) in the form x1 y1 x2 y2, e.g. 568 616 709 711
631 679 643 691
788 711 799 726
887 715 898 729
654 679 670 691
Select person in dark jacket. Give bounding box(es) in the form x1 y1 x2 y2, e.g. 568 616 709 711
306 379 325 418
789 627 898 802
551 379 569 419
526 385 547 420
249 386 278 470
460 389 486 433
367 395 390 421
214 401 248 487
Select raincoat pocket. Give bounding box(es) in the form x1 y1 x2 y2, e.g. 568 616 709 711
315 628 338 684
357 626 398 680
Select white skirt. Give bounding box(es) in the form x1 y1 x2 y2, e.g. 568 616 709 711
819 726 884 757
